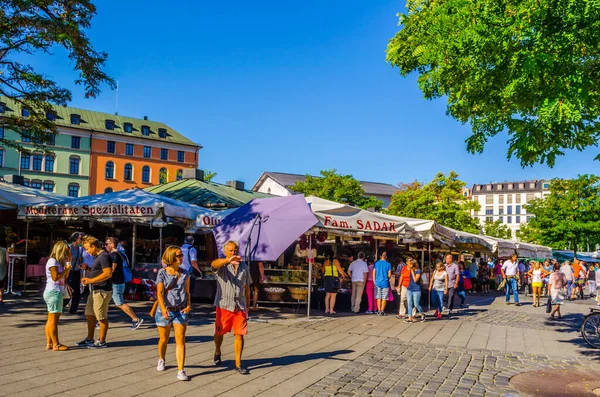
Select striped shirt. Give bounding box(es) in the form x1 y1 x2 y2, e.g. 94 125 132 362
213 262 252 312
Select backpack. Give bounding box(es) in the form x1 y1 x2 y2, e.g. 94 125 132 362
116 251 133 284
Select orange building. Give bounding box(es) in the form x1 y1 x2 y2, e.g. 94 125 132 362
87 113 199 195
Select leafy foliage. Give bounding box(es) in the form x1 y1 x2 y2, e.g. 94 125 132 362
386 171 481 233
0 1 115 152
387 0 600 167
519 175 600 252
203 170 217 182
290 169 384 211
483 219 512 239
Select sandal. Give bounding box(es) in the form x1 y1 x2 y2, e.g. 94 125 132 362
46 343 53 350
53 344 69 351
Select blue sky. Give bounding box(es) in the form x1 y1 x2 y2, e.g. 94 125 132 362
30 0 599 187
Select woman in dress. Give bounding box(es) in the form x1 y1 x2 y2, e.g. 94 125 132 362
44 240 72 351
528 261 549 307
548 262 567 320
477 263 490 294
323 255 347 315
155 246 191 381
428 262 448 319
404 259 425 323
365 258 376 314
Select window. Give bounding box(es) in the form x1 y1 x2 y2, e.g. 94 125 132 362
22 132 31 143
107 141 116 153
20 153 30 169
485 195 493 205
124 123 133 133
143 146 152 158
141 126 150 136
485 184 491 191
507 194 513 204
42 182 54 192
105 120 115 130
516 194 521 204
23 179 29 187
0 150 3 167
177 151 185 162
543 183 550 189
508 183 514 190
159 168 168 184
176 169 183 181
485 207 493 215
158 128 167 139
124 163 133 181
105 161 115 179
498 195 504 204
160 148 168 160
496 184 502 190
499 208 504 215
69 157 80 175
47 133 56 146
70 114 80 125
21 108 30 117
499 216 503 223
486 216 493 222
519 183 525 189
507 216 512 224
71 136 81 149
0 102 5 113
529 182 535 188
476 185 481 191
516 216 521 223
30 180 42 189
44 156 54 172
142 166 150 183
516 205 521 214
526 193 535 202
32 153 43 171
507 205 513 215
46 112 56 121
126 143 134 156
104 187 113 193
68 184 80 198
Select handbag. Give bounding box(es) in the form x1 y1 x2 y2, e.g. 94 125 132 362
463 277 473 291
116 252 133 284
63 284 73 300
149 271 181 317
545 295 552 313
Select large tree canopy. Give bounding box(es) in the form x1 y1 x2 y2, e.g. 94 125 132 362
0 0 115 151
482 219 512 240
517 175 600 253
386 0 600 167
290 169 384 211
386 171 481 233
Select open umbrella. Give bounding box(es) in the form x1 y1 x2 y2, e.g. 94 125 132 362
212 195 318 261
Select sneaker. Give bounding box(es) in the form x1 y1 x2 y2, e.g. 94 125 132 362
76 338 94 347
88 341 107 349
381 312 387 316
235 366 250 375
506 302 511 305
515 302 521 307
130 318 144 330
157 359 165 371
365 310 373 314
177 370 189 381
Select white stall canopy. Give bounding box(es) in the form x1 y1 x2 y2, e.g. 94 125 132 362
0 181 66 210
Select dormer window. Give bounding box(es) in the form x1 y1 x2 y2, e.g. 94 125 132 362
70 114 81 125
158 128 167 139
0 102 6 113
141 126 150 136
22 108 30 117
105 120 115 130
124 123 133 133
46 112 56 121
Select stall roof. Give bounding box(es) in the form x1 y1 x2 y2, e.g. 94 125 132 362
0 181 67 209
144 179 272 209
553 250 600 263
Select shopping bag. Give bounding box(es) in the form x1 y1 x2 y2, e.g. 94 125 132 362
545 295 552 313
463 278 473 291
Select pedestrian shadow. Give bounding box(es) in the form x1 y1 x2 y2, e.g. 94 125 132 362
104 335 213 348
544 313 584 333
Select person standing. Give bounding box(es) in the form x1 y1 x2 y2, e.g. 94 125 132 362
527 261 548 307
560 260 574 299
548 263 567 320
66 232 84 314
212 240 252 375
573 260 588 299
494 260 503 289
373 251 392 316
518 260 527 292
0 245 7 304
249 261 265 311
444 255 460 314
323 255 347 315
105 237 143 330
180 236 201 296
428 262 448 319
155 246 191 381
43 241 72 351
365 258 376 314
477 263 490 294
404 259 425 323
78 236 113 349
502 254 521 306
348 252 368 313
468 260 478 293
587 264 597 299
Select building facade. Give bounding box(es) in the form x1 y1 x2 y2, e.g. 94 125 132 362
470 180 551 239
0 97 199 197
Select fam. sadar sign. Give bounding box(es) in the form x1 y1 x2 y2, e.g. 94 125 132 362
319 215 401 233
20 204 156 218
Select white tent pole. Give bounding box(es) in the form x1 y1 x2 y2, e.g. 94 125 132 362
159 227 163 263
23 221 30 292
132 224 137 268
307 234 312 318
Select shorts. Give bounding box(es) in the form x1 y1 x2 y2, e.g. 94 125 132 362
215 307 248 336
85 290 113 321
155 307 188 327
250 281 261 294
575 278 586 286
375 287 389 300
531 281 543 288
112 283 126 306
43 290 64 314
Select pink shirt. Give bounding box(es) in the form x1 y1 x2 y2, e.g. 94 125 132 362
549 272 567 290
367 264 374 281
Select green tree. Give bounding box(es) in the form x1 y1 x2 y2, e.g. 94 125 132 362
483 219 512 240
1 1 115 151
520 175 600 253
386 0 600 167
203 170 217 182
290 169 384 211
387 171 481 233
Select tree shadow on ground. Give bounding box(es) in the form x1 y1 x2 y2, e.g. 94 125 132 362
91 334 214 348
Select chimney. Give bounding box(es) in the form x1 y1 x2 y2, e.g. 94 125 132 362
226 180 245 191
143 116 148 120
182 169 205 181
3 175 25 185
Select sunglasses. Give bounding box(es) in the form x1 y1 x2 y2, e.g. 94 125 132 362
176 254 184 258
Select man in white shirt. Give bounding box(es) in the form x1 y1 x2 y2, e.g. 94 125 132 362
348 252 369 313
501 254 521 306
560 260 574 299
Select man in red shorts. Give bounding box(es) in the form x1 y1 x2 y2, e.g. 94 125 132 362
212 240 252 375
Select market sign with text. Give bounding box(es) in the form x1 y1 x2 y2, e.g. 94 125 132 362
19 204 157 218
316 214 404 233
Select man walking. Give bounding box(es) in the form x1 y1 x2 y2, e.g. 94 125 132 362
66 232 84 314
348 252 368 313
373 252 392 316
502 254 521 306
105 237 143 330
444 255 460 314
468 260 479 293
212 240 252 375
78 236 113 348
181 236 201 295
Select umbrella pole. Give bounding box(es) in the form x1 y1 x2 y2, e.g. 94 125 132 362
132 223 137 268
23 221 30 292
307 234 312 318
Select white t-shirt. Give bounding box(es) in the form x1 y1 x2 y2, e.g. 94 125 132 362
502 260 519 276
180 244 197 272
45 258 65 292
348 259 368 282
560 264 574 280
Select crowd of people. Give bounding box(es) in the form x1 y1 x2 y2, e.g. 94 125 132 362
34 233 252 381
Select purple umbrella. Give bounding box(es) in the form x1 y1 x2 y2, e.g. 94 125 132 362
212 195 318 261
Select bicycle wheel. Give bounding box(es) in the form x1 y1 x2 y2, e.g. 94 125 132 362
581 314 600 348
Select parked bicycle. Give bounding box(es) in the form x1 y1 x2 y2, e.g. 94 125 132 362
581 308 600 348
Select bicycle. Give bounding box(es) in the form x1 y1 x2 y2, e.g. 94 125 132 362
581 308 600 348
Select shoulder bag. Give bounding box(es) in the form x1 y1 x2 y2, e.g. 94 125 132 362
149 271 181 317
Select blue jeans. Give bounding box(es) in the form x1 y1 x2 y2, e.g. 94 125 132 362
406 289 422 316
505 278 519 303
565 279 574 297
431 290 444 312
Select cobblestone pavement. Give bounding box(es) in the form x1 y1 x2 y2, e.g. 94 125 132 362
455 309 583 332
295 339 600 397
